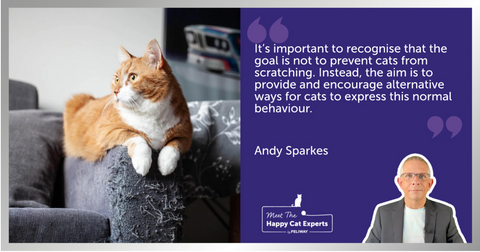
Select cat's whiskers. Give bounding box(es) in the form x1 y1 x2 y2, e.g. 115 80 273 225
126 100 136 110
130 97 141 111
135 96 156 118
127 95 152 118
100 96 115 122
120 95 137 111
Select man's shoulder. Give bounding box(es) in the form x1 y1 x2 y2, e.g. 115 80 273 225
376 198 404 213
427 198 454 213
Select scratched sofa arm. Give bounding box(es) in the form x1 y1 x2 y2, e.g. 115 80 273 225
64 146 185 242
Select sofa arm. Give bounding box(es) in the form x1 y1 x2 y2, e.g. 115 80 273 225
9 79 39 110
64 146 184 242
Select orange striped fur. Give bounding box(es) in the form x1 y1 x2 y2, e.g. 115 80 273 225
64 39 192 176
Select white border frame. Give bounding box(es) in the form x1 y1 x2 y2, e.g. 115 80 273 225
2 0 479 251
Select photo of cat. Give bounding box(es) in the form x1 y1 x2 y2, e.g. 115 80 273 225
63 39 192 176
9 8 241 243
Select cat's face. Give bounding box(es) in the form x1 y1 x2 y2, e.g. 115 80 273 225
297 194 302 198
111 39 172 110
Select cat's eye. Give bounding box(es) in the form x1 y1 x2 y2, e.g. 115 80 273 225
130 74 137 82
115 77 119 83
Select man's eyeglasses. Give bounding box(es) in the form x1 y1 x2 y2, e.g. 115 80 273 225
400 173 430 181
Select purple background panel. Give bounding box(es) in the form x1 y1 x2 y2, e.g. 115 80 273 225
241 8 472 243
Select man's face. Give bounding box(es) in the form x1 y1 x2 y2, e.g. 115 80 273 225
397 159 434 202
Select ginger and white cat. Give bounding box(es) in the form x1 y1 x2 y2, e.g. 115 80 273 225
63 39 192 176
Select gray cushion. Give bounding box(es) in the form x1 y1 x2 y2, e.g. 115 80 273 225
9 110 64 208
9 208 109 243
182 100 240 201
9 80 38 110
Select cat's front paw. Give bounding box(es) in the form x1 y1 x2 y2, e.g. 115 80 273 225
132 150 152 176
158 146 180 176
128 138 152 176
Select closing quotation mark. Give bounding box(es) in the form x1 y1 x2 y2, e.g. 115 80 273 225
427 116 462 138
247 17 289 43
445 116 462 138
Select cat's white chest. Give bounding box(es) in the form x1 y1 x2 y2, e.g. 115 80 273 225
117 93 179 150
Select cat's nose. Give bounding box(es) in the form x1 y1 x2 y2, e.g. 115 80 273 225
114 90 119 95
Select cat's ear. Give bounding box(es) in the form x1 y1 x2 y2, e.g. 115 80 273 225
143 39 164 70
118 46 133 63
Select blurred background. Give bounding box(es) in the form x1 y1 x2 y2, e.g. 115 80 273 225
9 8 241 242
9 8 240 112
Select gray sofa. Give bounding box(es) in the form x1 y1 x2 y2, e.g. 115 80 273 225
8 80 240 242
